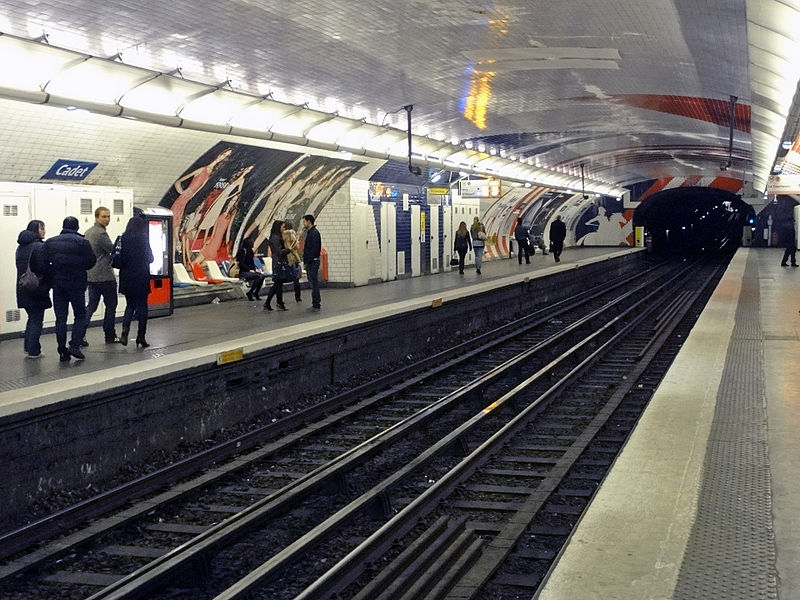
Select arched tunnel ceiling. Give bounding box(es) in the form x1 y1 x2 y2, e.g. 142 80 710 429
1 0 800 195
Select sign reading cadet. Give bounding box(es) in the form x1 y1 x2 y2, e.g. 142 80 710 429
41 159 98 181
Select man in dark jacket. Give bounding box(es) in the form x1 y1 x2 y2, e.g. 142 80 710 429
780 220 798 267
549 215 567 263
514 218 531 264
302 213 322 310
43 216 96 361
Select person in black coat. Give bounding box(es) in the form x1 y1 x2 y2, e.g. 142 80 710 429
236 237 266 300
264 220 289 311
16 220 51 358
780 220 798 267
42 216 96 362
549 215 567 263
453 221 472 275
118 216 154 347
514 218 531 264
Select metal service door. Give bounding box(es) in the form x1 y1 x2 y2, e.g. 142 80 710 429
442 205 453 269
429 205 440 273
0 192 32 334
411 204 421 277
351 203 371 286
380 201 397 281
32 186 67 242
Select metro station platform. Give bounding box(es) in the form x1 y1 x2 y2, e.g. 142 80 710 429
535 247 798 600
0 246 628 417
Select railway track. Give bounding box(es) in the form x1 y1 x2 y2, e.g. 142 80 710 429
0 254 728 600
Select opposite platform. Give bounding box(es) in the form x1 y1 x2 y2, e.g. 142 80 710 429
0 247 632 417
535 247 800 600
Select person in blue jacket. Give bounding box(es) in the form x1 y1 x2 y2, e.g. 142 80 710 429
42 216 96 362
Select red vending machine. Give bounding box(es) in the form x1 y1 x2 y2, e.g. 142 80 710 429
143 207 173 317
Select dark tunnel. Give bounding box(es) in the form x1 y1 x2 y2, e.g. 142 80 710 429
633 187 755 255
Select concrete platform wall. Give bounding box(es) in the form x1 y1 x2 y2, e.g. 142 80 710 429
0 251 645 530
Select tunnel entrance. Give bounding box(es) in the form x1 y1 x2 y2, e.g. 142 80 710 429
633 186 753 254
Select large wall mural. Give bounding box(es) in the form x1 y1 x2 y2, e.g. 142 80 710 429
159 141 365 263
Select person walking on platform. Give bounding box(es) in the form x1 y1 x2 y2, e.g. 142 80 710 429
236 237 266 300
43 216 96 362
514 217 531 264
118 216 154 347
549 215 567 263
282 221 303 302
16 220 51 358
264 219 289 311
302 214 322 310
454 221 472 274
83 206 120 345
470 216 487 275
780 219 798 267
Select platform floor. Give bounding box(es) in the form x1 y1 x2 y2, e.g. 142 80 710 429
0 246 628 416
535 247 798 600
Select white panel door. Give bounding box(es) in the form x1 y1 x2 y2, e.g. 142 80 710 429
411 204 421 277
32 186 68 241
67 188 101 233
102 188 133 241
351 203 371 286
380 201 397 281
0 192 32 334
443 205 453 270
429 205 440 273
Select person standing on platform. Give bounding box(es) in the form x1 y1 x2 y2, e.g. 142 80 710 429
780 219 798 267
470 216 486 275
83 206 120 345
264 219 289 311
454 221 472 275
16 220 51 358
514 217 531 264
549 215 567 263
118 216 154 347
236 237 266 300
303 214 322 310
43 216 96 362
282 221 303 302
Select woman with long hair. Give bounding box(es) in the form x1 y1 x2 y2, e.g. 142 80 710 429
118 216 154 347
470 216 486 275
281 221 303 302
263 220 289 311
15 219 50 358
453 221 472 275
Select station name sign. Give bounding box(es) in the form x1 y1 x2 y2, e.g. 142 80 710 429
766 174 800 194
41 159 98 181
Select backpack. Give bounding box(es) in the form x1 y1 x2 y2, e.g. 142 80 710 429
110 235 123 269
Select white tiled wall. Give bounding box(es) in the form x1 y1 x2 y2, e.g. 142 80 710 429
0 97 391 285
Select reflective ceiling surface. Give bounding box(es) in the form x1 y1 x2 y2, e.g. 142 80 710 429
1 0 800 195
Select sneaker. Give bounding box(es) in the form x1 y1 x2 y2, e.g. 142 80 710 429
105 336 121 344
25 352 44 359
79 339 89 347
68 346 86 360
59 351 71 362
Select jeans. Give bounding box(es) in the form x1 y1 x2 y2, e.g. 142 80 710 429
23 306 45 355
474 247 484 270
53 285 88 352
306 259 321 307
86 280 118 340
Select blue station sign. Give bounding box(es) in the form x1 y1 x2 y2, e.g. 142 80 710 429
41 159 98 181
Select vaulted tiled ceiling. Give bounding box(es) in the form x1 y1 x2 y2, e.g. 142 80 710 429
1 0 799 196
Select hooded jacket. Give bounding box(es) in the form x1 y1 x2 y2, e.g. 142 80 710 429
16 229 51 310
